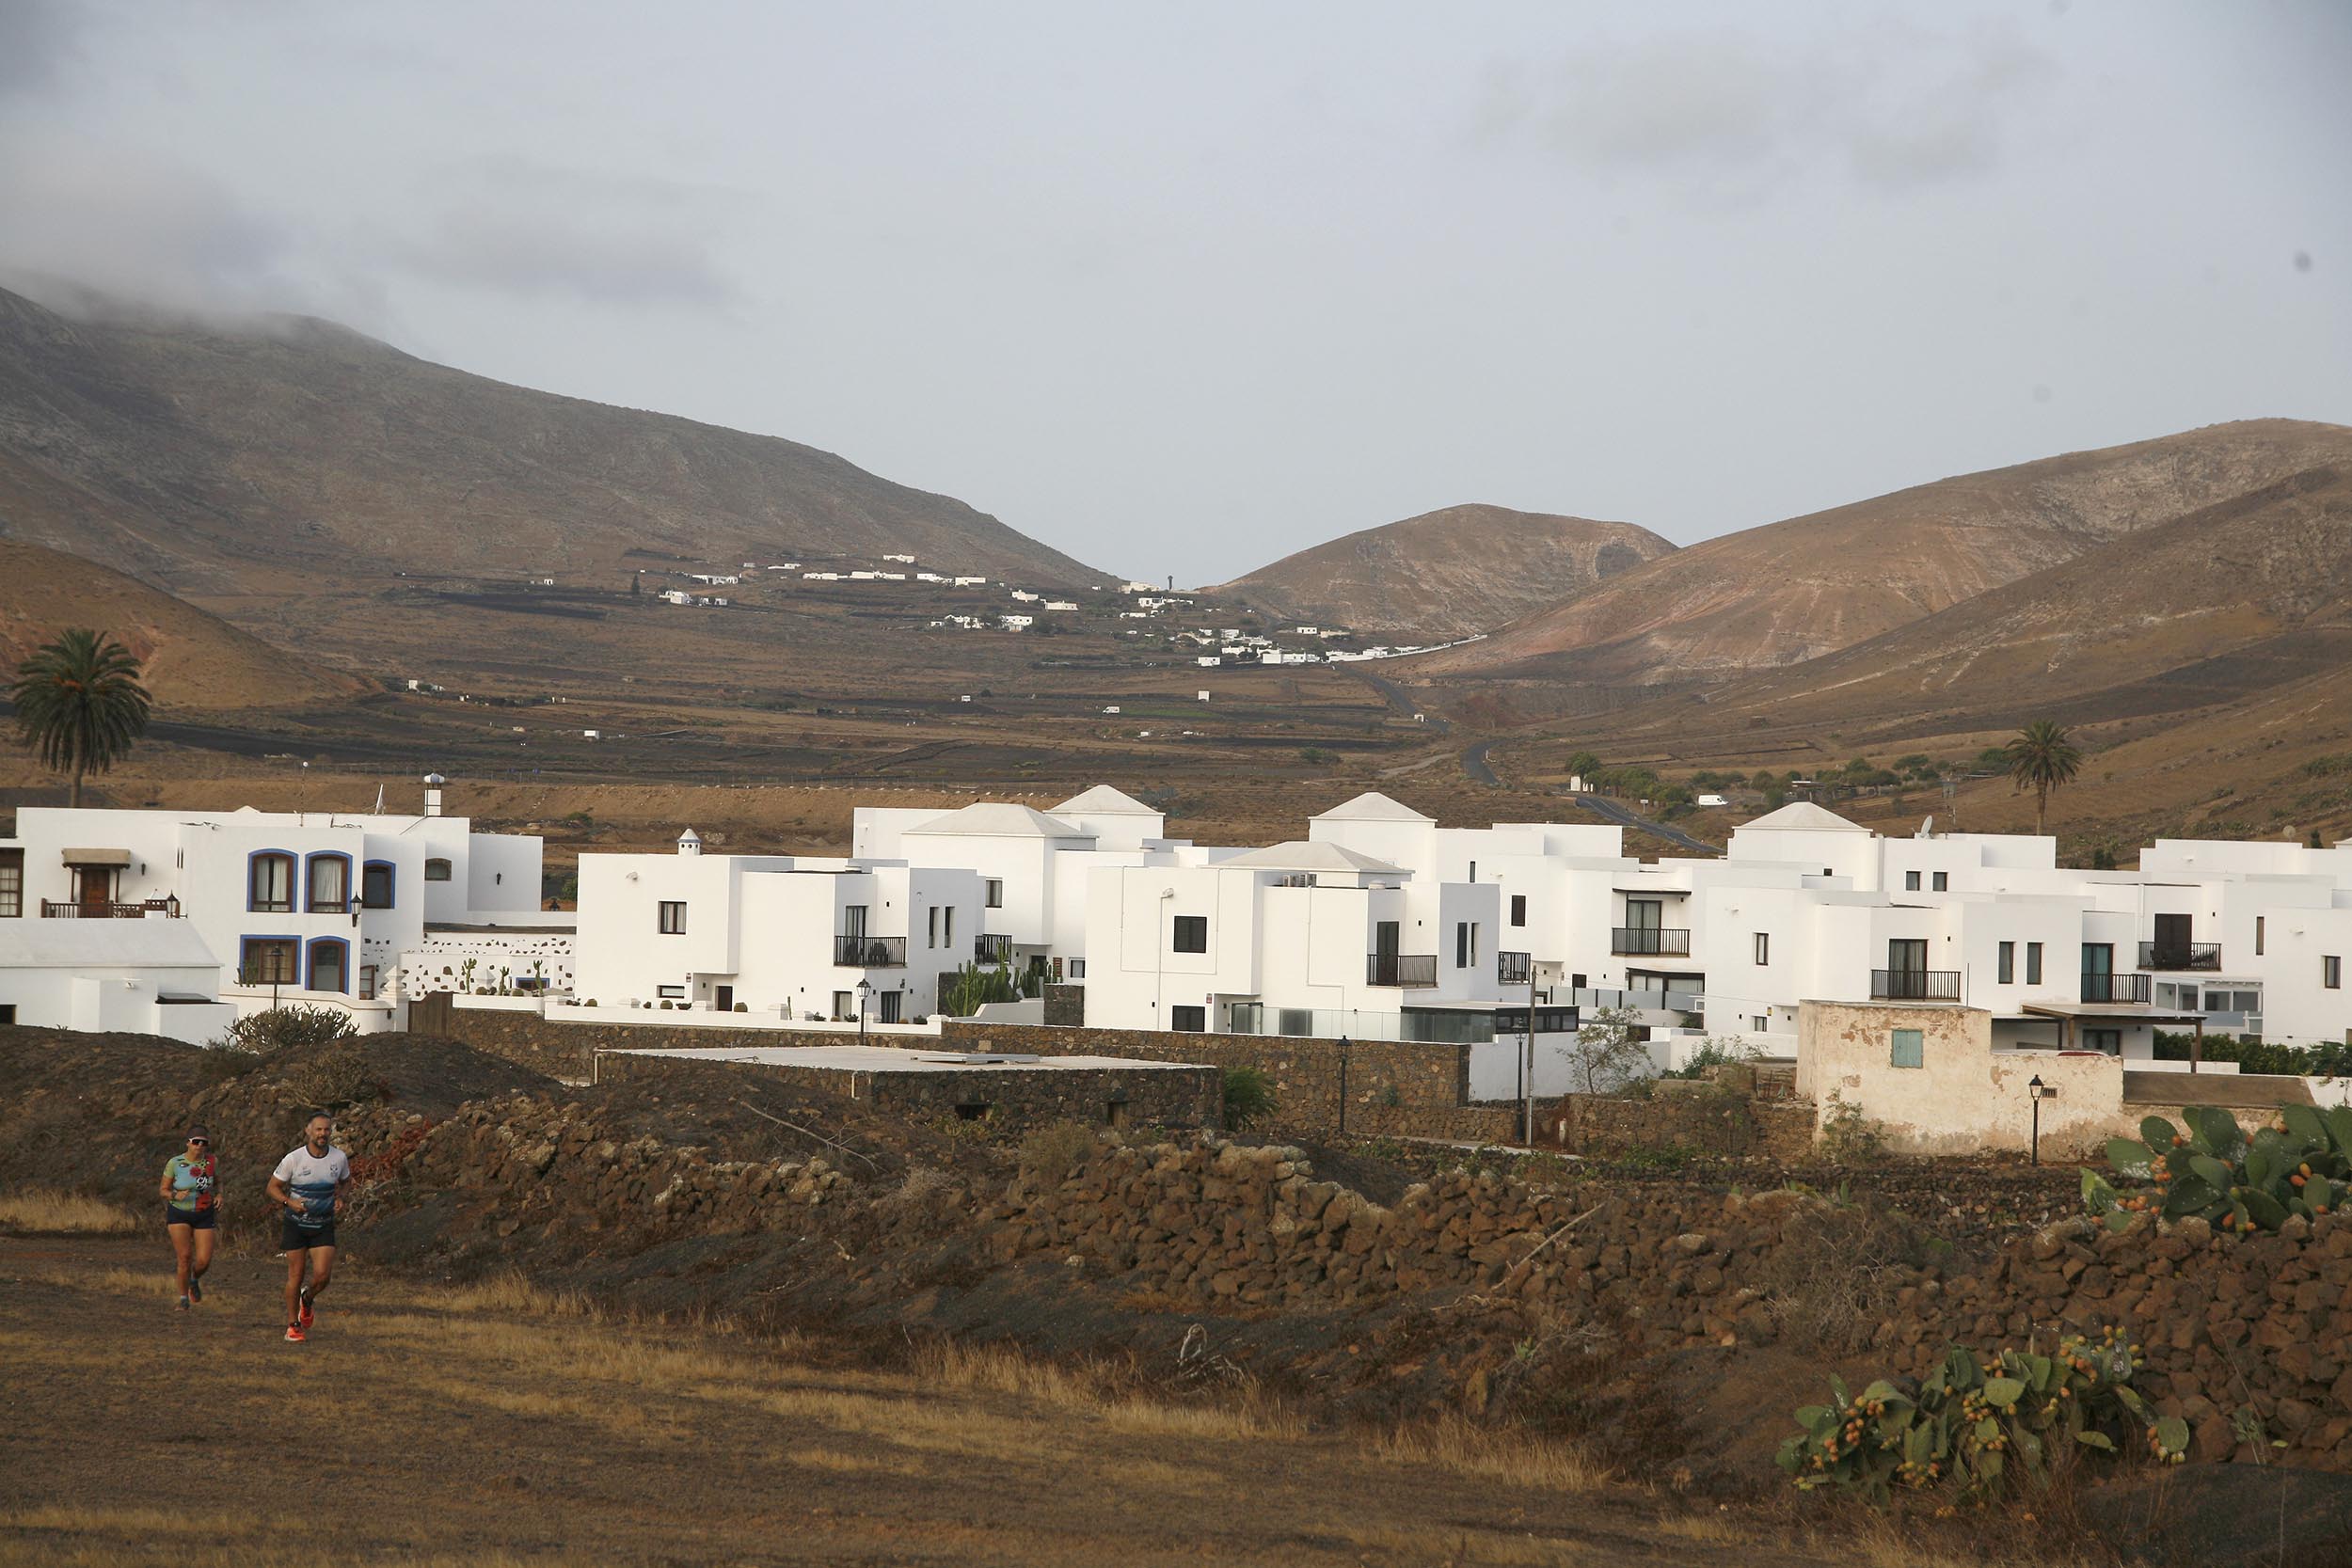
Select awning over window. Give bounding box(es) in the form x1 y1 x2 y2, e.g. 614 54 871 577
61 848 133 867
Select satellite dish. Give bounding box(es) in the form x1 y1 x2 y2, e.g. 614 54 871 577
1919 816 1934 838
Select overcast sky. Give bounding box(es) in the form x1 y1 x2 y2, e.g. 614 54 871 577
4 2 2347 582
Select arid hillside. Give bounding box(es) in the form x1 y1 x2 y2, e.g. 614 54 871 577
1210 503 1676 641
0 537 362 710
1412 420 2352 685
0 283 1104 597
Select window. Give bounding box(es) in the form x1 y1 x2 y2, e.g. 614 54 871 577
879 990 902 1024
984 879 1004 909
2084 1028 2122 1053
2256 916 2265 957
1510 895 1527 927
2328 956 2343 991
239 938 299 985
944 907 955 946
831 990 852 1020
423 858 453 882
1753 932 1770 965
358 965 379 1000
248 852 294 912
2026 942 2043 985
306 853 350 912
307 938 348 994
1932 872 1948 892
1753 1015 1769 1031
927 907 939 947
0 849 20 918
1171 1005 1206 1032
1904 871 1921 892
1070 958 1087 980
1890 1028 1924 1069
360 861 394 910
658 901 686 934
1455 921 1479 968
1171 914 1208 954
1997 942 2015 984
658 985 686 1001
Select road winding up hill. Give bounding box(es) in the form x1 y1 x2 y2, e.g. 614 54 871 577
1211 503 1677 642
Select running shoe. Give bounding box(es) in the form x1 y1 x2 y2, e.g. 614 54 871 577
177 1295 190 1311
285 1324 307 1343
188 1276 202 1304
298 1291 314 1329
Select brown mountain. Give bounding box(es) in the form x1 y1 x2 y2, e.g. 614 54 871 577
1209 504 1677 641
0 536 361 710
1704 462 2352 731
1413 421 2352 685
0 283 1104 599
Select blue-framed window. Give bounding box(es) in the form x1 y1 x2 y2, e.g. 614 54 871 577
240 936 300 985
360 859 396 911
247 850 296 913
306 937 351 994
305 852 353 912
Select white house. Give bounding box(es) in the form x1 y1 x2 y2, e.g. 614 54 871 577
0 920 235 1044
1000 614 1035 630
0 777 561 1033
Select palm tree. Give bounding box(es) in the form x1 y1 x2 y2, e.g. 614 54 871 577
9 628 151 807
2004 720 2082 836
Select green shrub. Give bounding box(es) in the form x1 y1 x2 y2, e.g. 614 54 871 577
216 1006 357 1054
1661 1036 1759 1081
1018 1120 1098 1182
1778 1330 2185 1503
2086 1103 2352 1233
290 1042 380 1111
1222 1066 1276 1131
938 961 1022 1018
1816 1091 1887 1164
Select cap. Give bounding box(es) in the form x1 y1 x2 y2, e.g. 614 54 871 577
186 1125 211 1141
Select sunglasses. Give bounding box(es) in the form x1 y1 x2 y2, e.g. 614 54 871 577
188 1139 210 1147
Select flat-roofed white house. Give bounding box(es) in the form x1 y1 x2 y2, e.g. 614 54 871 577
0 779 557 1032
0 919 235 1043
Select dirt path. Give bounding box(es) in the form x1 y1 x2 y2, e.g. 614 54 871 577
0 1237 1846 1568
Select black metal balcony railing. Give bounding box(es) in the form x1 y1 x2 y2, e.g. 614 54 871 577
1871 969 1962 1002
1497 950 1533 986
2083 972 2153 1005
43 897 182 919
835 934 907 968
1365 953 1439 988
1612 927 1692 957
975 933 1013 964
2138 942 2220 972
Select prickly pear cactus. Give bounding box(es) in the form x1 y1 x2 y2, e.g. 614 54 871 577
2086 1104 2352 1234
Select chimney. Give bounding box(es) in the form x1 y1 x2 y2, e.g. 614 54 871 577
422 772 446 818
677 828 703 856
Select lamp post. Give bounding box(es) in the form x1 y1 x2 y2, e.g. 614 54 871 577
856 977 871 1040
2028 1074 2058 1165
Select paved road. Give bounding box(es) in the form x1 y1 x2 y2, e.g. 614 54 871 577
1460 741 1502 786
1572 793 1721 856
1345 668 1451 733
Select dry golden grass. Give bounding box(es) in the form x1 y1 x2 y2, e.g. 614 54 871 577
1374 1412 1609 1492
784 1448 924 1477
913 1338 1306 1439
0 1193 138 1235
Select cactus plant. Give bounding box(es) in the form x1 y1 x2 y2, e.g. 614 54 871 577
2086 1104 2352 1234
1777 1327 2186 1503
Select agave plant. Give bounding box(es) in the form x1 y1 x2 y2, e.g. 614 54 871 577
2084 1103 2352 1234
1777 1328 2186 1503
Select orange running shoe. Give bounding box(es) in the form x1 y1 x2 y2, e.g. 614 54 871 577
298 1291 314 1329
285 1324 307 1343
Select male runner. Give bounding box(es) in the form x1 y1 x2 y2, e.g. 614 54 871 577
265 1112 351 1343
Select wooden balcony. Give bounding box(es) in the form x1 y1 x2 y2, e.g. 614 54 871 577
41 897 182 919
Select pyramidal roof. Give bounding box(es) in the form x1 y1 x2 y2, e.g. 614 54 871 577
1738 800 1870 832
905 802 1091 838
1221 841 1406 875
1310 791 1434 824
1053 784 1160 817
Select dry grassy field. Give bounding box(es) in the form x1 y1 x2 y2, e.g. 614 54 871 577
0 1236 2060 1568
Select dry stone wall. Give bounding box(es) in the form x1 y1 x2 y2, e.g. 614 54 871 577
1551 1088 1817 1161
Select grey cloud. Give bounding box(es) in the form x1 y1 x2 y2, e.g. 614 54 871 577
0 0 83 101
1479 22 2058 193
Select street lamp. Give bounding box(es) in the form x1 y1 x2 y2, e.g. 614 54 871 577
2027 1074 2058 1165
856 977 872 1040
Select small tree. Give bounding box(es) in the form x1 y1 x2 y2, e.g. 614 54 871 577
2005 720 2084 835
1566 1004 1652 1094
10 627 151 806
1222 1066 1277 1130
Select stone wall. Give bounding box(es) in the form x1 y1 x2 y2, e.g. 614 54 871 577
938 1020 1522 1143
1042 984 1085 1027
596 1050 1220 1134
419 1006 811 1082
1550 1086 1817 1161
